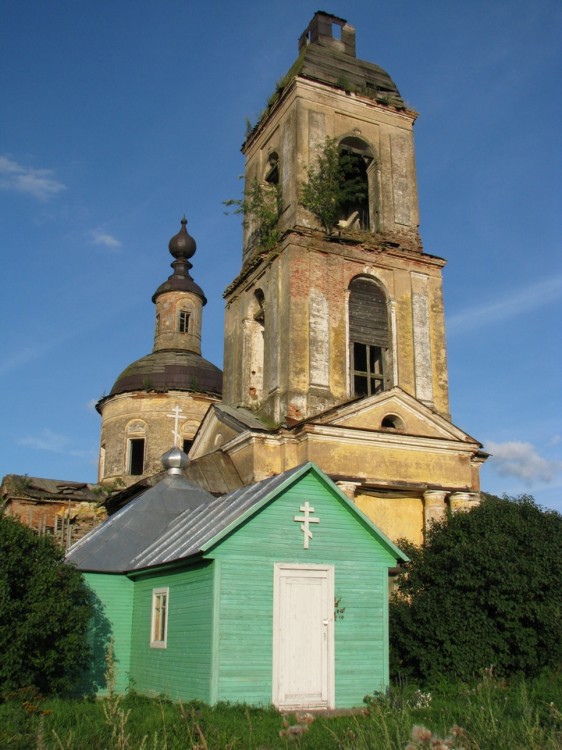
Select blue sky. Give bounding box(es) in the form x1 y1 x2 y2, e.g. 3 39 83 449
1 0 561 512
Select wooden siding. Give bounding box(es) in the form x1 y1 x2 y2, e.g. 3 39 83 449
129 562 214 702
83 573 134 694
209 471 396 708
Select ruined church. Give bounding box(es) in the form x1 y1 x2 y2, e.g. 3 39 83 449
2 12 486 548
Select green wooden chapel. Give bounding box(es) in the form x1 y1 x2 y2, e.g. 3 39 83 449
67 450 406 710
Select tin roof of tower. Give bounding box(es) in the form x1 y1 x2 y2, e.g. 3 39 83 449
101 349 222 404
246 11 406 144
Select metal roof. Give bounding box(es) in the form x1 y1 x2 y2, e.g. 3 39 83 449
65 472 215 573
105 348 223 399
1 474 100 504
67 465 306 573
67 462 407 574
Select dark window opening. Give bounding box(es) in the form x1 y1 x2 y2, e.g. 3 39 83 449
339 147 370 230
178 311 190 333
182 439 193 455
129 438 145 475
353 343 384 397
381 414 404 430
253 289 265 324
265 152 279 185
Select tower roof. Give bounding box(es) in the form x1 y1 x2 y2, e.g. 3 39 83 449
152 218 206 304
247 11 406 145
104 349 222 402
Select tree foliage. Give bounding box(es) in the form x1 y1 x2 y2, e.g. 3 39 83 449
300 137 368 235
224 177 282 253
390 494 562 683
0 515 92 695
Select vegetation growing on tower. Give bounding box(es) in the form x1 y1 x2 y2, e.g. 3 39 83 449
301 137 369 235
224 177 283 253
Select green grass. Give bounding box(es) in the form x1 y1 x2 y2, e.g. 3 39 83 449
1 671 561 749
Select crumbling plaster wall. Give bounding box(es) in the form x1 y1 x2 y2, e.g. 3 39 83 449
224 233 449 423
153 290 203 354
242 79 420 265
99 391 218 486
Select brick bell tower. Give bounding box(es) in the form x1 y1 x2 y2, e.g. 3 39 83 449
223 12 450 425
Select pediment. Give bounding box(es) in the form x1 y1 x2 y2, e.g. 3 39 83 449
190 404 271 459
309 388 480 444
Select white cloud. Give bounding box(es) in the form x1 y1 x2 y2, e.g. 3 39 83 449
549 434 562 447
0 155 66 200
18 428 91 458
486 440 562 485
19 428 69 453
0 340 62 377
90 228 121 250
448 276 562 334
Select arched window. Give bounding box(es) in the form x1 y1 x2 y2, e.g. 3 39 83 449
126 420 147 476
265 151 279 186
178 309 190 333
348 276 391 397
338 137 374 231
381 414 404 431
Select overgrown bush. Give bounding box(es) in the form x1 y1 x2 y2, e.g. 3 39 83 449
0 516 92 695
224 177 282 252
390 494 562 683
301 137 368 234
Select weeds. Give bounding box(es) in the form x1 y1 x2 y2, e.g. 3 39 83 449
0 671 560 749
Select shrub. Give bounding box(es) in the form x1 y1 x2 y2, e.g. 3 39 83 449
301 137 368 234
224 177 282 253
0 516 92 695
390 494 562 683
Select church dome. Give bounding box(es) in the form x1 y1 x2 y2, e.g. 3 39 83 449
152 218 206 303
102 349 222 404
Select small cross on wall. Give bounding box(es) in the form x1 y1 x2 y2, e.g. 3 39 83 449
294 501 320 549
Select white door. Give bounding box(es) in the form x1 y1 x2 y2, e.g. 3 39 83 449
273 563 334 709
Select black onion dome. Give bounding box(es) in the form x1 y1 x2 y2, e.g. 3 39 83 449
169 217 196 259
105 350 223 400
152 218 207 304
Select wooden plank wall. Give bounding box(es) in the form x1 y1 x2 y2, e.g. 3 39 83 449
128 562 215 702
211 471 395 707
83 572 134 695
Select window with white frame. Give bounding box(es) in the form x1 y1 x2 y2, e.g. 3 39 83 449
150 587 169 648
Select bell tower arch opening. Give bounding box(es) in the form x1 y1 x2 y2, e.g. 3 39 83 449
337 136 375 231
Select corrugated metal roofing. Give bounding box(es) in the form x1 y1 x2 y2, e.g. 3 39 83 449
65 473 215 573
67 466 306 573
129 465 305 570
67 462 407 574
